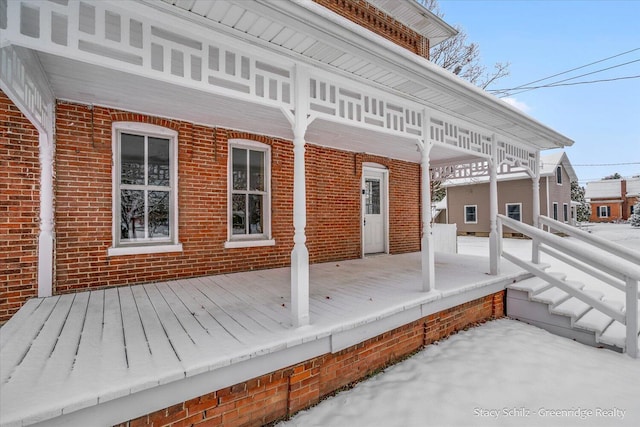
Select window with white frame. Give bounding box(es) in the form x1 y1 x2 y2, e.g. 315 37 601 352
110 123 180 256
226 140 274 248
563 203 568 222
464 205 477 224
598 206 610 217
506 203 521 221
556 166 563 184
553 202 559 220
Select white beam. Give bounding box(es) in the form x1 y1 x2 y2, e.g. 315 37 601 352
489 134 499 275
286 65 312 327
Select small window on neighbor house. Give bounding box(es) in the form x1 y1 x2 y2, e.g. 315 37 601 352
110 123 181 256
598 206 610 218
563 203 568 222
226 140 274 248
506 203 521 221
553 202 559 220
556 166 563 184
464 205 477 223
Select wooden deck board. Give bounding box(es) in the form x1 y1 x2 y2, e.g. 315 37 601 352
0 252 527 427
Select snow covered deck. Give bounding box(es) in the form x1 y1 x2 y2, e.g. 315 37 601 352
0 252 526 427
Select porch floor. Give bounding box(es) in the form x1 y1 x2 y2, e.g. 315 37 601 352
0 252 526 426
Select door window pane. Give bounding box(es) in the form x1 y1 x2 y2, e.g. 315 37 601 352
365 179 380 215
121 133 145 185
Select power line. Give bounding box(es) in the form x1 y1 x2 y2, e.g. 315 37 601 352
571 162 640 167
498 74 640 94
488 47 640 95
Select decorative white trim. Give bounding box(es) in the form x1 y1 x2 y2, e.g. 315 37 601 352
224 239 276 249
107 243 183 257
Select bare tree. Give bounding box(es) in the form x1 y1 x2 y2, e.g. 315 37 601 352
420 0 510 89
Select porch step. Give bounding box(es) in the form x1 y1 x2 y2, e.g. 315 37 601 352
574 308 614 334
532 287 569 305
599 311 640 349
550 296 591 319
509 272 566 294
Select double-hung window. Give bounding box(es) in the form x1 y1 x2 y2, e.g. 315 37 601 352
598 206 610 218
553 202 559 220
464 205 477 224
109 123 181 256
226 140 274 248
506 203 522 221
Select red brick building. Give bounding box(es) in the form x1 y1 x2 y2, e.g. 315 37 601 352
585 177 640 222
1 1 573 425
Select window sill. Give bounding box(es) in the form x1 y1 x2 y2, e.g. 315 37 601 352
108 243 183 257
224 239 276 249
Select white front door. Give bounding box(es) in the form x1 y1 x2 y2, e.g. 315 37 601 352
363 169 386 254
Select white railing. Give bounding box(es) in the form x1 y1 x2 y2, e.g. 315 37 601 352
498 214 640 358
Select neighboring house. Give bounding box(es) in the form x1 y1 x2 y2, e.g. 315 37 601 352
586 177 640 222
0 1 572 321
443 151 578 235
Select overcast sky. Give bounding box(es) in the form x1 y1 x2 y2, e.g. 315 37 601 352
437 0 640 184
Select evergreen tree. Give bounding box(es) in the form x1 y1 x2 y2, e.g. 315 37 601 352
630 201 640 227
571 181 590 222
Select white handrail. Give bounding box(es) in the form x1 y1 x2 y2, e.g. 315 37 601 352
539 216 640 265
499 215 640 281
498 214 640 357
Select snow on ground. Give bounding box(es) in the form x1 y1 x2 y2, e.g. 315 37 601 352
279 224 640 427
280 319 639 427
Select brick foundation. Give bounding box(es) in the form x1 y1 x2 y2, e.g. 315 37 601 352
115 291 505 427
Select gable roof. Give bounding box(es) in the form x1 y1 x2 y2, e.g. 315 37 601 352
540 151 578 181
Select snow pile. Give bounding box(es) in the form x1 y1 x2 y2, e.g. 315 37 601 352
279 319 639 427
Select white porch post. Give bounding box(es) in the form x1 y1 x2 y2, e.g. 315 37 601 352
489 134 500 275
38 133 54 297
1 46 55 297
531 151 541 264
284 65 312 327
418 139 435 292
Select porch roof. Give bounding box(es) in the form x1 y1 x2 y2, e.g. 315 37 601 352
2 0 572 167
0 252 528 427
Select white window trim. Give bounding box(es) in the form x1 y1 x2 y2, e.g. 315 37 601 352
505 203 522 221
563 203 569 222
553 202 559 220
108 122 181 257
464 205 477 224
598 206 609 217
225 139 275 248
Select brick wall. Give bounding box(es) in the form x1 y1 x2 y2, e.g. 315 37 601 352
116 291 505 427
0 90 40 322
314 0 430 59
52 101 420 296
